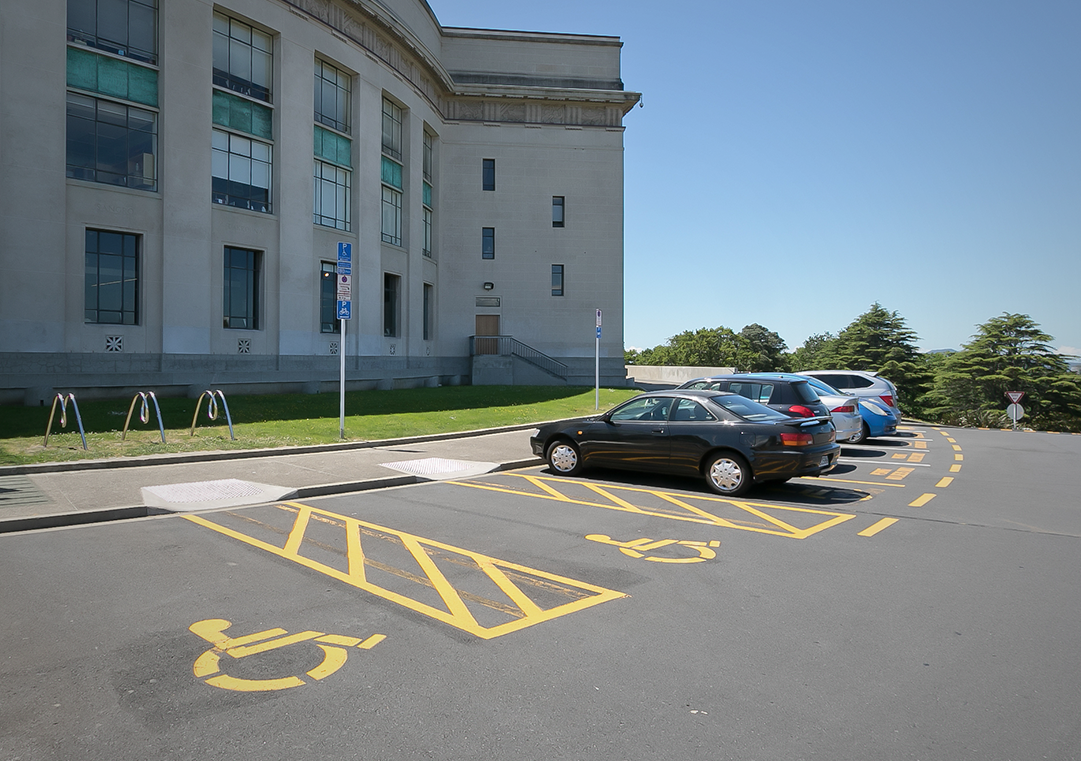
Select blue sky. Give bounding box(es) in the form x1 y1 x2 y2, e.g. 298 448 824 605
432 0 1080 356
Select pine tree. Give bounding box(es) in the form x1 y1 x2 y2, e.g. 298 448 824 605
818 304 932 414
930 313 1081 429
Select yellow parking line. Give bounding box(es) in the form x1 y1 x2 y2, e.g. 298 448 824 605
886 467 914 481
858 517 898 537
935 477 954 488
914 441 928 449
955 454 964 461
950 464 962 473
952 444 962 451
816 477 905 488
908 452 925 462
946 437 957 443
909 493 936 507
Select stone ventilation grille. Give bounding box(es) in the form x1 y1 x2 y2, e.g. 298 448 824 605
106 336 123 352
238 339 251 354
330 342 339 355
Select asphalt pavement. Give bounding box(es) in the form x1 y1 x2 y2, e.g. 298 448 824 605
0 426 543 533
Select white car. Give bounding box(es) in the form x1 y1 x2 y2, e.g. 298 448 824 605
797 370 902 422
797 376 863 443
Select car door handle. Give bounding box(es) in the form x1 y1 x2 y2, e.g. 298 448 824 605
652 428 665 434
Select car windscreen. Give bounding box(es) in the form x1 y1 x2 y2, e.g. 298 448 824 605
792 381 820 403
709 395 788 421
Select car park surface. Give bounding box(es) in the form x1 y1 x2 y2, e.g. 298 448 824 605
3 425 1081 760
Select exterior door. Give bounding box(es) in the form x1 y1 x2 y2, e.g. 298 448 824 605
475 315 500 355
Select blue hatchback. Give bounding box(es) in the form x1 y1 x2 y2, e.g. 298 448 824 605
853 397 898 442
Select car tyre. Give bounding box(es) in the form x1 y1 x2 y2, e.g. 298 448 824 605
849 422 870 444
705 452 751 496
546 439 583 476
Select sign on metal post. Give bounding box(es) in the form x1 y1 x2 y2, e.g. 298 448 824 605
595 309 602 410
1006 391 1024 404
337 243 352 439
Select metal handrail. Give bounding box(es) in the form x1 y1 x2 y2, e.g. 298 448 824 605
469 335 568 379
44 393 88 450
122 391 166 443
190 389 236 440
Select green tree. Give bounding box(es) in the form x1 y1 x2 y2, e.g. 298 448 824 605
788 332 838 371
740 323 789 372
664 326 755 368
821 303 933 415
928 313 1081 430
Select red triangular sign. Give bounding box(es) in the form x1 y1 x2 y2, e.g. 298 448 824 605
1006 391 1024 404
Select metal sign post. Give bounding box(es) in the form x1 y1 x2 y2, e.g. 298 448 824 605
595 309 602 410
1005 391 1025 431
337 242 352 439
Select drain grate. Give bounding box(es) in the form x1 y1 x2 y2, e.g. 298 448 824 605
380 457 497 480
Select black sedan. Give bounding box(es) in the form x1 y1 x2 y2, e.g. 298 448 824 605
529 389 839 496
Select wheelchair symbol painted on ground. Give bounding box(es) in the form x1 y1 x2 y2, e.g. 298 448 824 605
189 618 385 692
585 534 720 563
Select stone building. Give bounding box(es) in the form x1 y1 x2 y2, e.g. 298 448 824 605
0 0 639 404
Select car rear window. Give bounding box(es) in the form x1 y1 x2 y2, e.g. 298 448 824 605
710 395 787 421
726 382 773 404
792 381 820 403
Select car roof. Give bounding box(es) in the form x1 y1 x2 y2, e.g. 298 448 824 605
685 374 808 384
646 388 735 398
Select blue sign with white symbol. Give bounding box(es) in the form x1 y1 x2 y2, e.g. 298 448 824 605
596 326 602 339
337 242 352 275
337 300 351 320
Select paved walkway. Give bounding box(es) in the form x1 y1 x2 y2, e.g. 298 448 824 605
0 427 542 532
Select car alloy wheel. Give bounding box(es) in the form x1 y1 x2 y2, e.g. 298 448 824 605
547 440 582 476
705 452 751 496
849 422 869 444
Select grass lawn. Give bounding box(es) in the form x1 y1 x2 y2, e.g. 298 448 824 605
0 386 641 466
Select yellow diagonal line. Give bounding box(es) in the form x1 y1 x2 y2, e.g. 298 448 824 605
399 534 478 628
519 474 576 501
583 484 649 513
655 492 744 529
475 557 544 618
346 517 366 582
283 504 312 556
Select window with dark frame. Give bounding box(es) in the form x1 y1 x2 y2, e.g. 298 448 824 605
223 246 260 329
67 0 158 65
423 283 433 341
482 159 495 191
320 262 340 333
381 97 404 245
552 196 565 227
551 264 564 297
212 12 272 102
482 227 495 259
383 272 400 337
66 93 158 190
84 229 139 324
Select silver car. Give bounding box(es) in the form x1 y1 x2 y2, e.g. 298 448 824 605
797 370 902 421
798 376 863 443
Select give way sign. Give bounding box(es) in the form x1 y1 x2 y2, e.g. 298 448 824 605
1006 391 1025 404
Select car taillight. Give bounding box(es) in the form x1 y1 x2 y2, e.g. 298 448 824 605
831 405 855 413
780 432 814 446
880 395 894 408
789 405 815 418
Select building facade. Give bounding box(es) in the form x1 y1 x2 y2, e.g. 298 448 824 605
0 0 639 404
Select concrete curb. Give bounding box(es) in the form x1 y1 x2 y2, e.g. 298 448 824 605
0 456 544 535
0 422 551 476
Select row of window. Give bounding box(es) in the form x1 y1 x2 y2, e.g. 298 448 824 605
83 229 568 331
65 2 437 251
